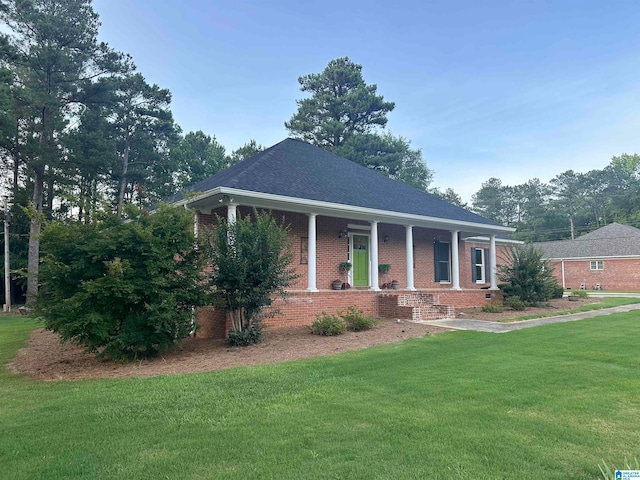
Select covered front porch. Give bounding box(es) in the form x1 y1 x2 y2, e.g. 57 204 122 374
192 189 508 294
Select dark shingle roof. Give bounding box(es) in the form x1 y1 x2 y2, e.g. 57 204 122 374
174 138 502 228
536 222 640 258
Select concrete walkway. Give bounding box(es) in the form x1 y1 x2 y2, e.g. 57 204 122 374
420 303 640 333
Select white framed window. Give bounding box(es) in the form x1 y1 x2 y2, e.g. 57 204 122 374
590 260 604 271
472 248 486 283
434 241 451 283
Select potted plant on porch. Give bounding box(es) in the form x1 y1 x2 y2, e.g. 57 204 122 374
378 264 391 288
334 261 352 290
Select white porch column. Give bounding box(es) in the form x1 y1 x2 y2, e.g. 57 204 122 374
490 234 498 290
405 225 415 290
451 230 461 290
307 213 318 292
370 221 381 291
227 203 237 223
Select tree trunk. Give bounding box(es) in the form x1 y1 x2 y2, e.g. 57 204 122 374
117 135 130 218
569 216 575 240
26 165 44 304
45 167 55 215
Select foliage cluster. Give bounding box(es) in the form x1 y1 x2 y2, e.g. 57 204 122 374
551 284 565 299
340 306 379 331
202 210 297 346
504 296 528 311
285 57 433 191
481 300 504 313
310 306 378 335
471 154 640 242
498 244 559 304
35 205 205 360
570 289 589 299
311 312 346 336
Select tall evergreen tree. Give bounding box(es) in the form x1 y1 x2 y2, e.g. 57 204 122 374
0 0 130 301
172 130 227 188
286 57 433 191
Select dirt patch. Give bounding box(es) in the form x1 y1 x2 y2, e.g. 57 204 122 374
8 320 449 381
457 297 601 322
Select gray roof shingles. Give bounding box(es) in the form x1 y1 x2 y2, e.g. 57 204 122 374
173 138 502 228
536 223 640 258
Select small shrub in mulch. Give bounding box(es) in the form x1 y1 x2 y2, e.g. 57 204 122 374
505 296 528 311
311 312 346 336
481 300 504 313
340 306 379 332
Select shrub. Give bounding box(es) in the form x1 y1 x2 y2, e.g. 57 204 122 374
340 306 379 331
551 284 565 299
311 312 346 336
481 300 504 313
202 210 299 346
36 205 206 361
570 289 589 299
228 325 263 346
505 295 528 311
498 244 558 304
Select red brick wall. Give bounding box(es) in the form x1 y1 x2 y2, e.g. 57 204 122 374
549 258 640 291
196 307 228 339
197 288 502 339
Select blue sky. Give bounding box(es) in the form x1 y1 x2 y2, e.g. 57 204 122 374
93 0 640 201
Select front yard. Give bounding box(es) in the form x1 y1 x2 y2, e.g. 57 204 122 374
1 309 639 479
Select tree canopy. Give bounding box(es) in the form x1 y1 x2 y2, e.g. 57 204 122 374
286 57 433 191
470 154 640 241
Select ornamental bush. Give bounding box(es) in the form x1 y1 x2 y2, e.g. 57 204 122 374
340 306 379 331
551 284 565 299
498 244 559 304
481 300 504 313
311 312 346 336
202 209 298 346
35 205 205 361
504 295 528 311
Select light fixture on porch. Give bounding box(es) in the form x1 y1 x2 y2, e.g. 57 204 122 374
383 235 389 243
338 229 348 239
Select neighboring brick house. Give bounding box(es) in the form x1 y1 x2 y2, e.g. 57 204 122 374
172 138 516 337
536 222 640 291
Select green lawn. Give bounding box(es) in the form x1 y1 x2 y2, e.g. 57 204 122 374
1 313 639 479
499 297 640 322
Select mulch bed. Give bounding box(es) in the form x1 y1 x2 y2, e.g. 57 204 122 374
8 319 449 381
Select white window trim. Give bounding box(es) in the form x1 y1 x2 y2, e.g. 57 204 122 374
474 248 486 284
436 241 452 284
590 260 604 271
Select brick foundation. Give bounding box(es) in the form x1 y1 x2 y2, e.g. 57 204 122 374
196 288 501 339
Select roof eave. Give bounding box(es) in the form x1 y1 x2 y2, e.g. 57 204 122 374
181 187 515 235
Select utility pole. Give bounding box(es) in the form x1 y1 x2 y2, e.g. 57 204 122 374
3 196 10 312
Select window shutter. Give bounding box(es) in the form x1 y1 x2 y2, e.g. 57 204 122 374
471 248 477 282
434 241 440 282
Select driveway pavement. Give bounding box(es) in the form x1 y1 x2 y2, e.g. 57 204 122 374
421 303 640 333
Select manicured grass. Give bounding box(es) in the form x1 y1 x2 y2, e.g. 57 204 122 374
499 297 640 322
1 313 640 479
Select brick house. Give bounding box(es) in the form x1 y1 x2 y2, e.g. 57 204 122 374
172 139 516 337
536 222 640 291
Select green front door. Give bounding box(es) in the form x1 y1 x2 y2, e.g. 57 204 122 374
352 235 369 287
